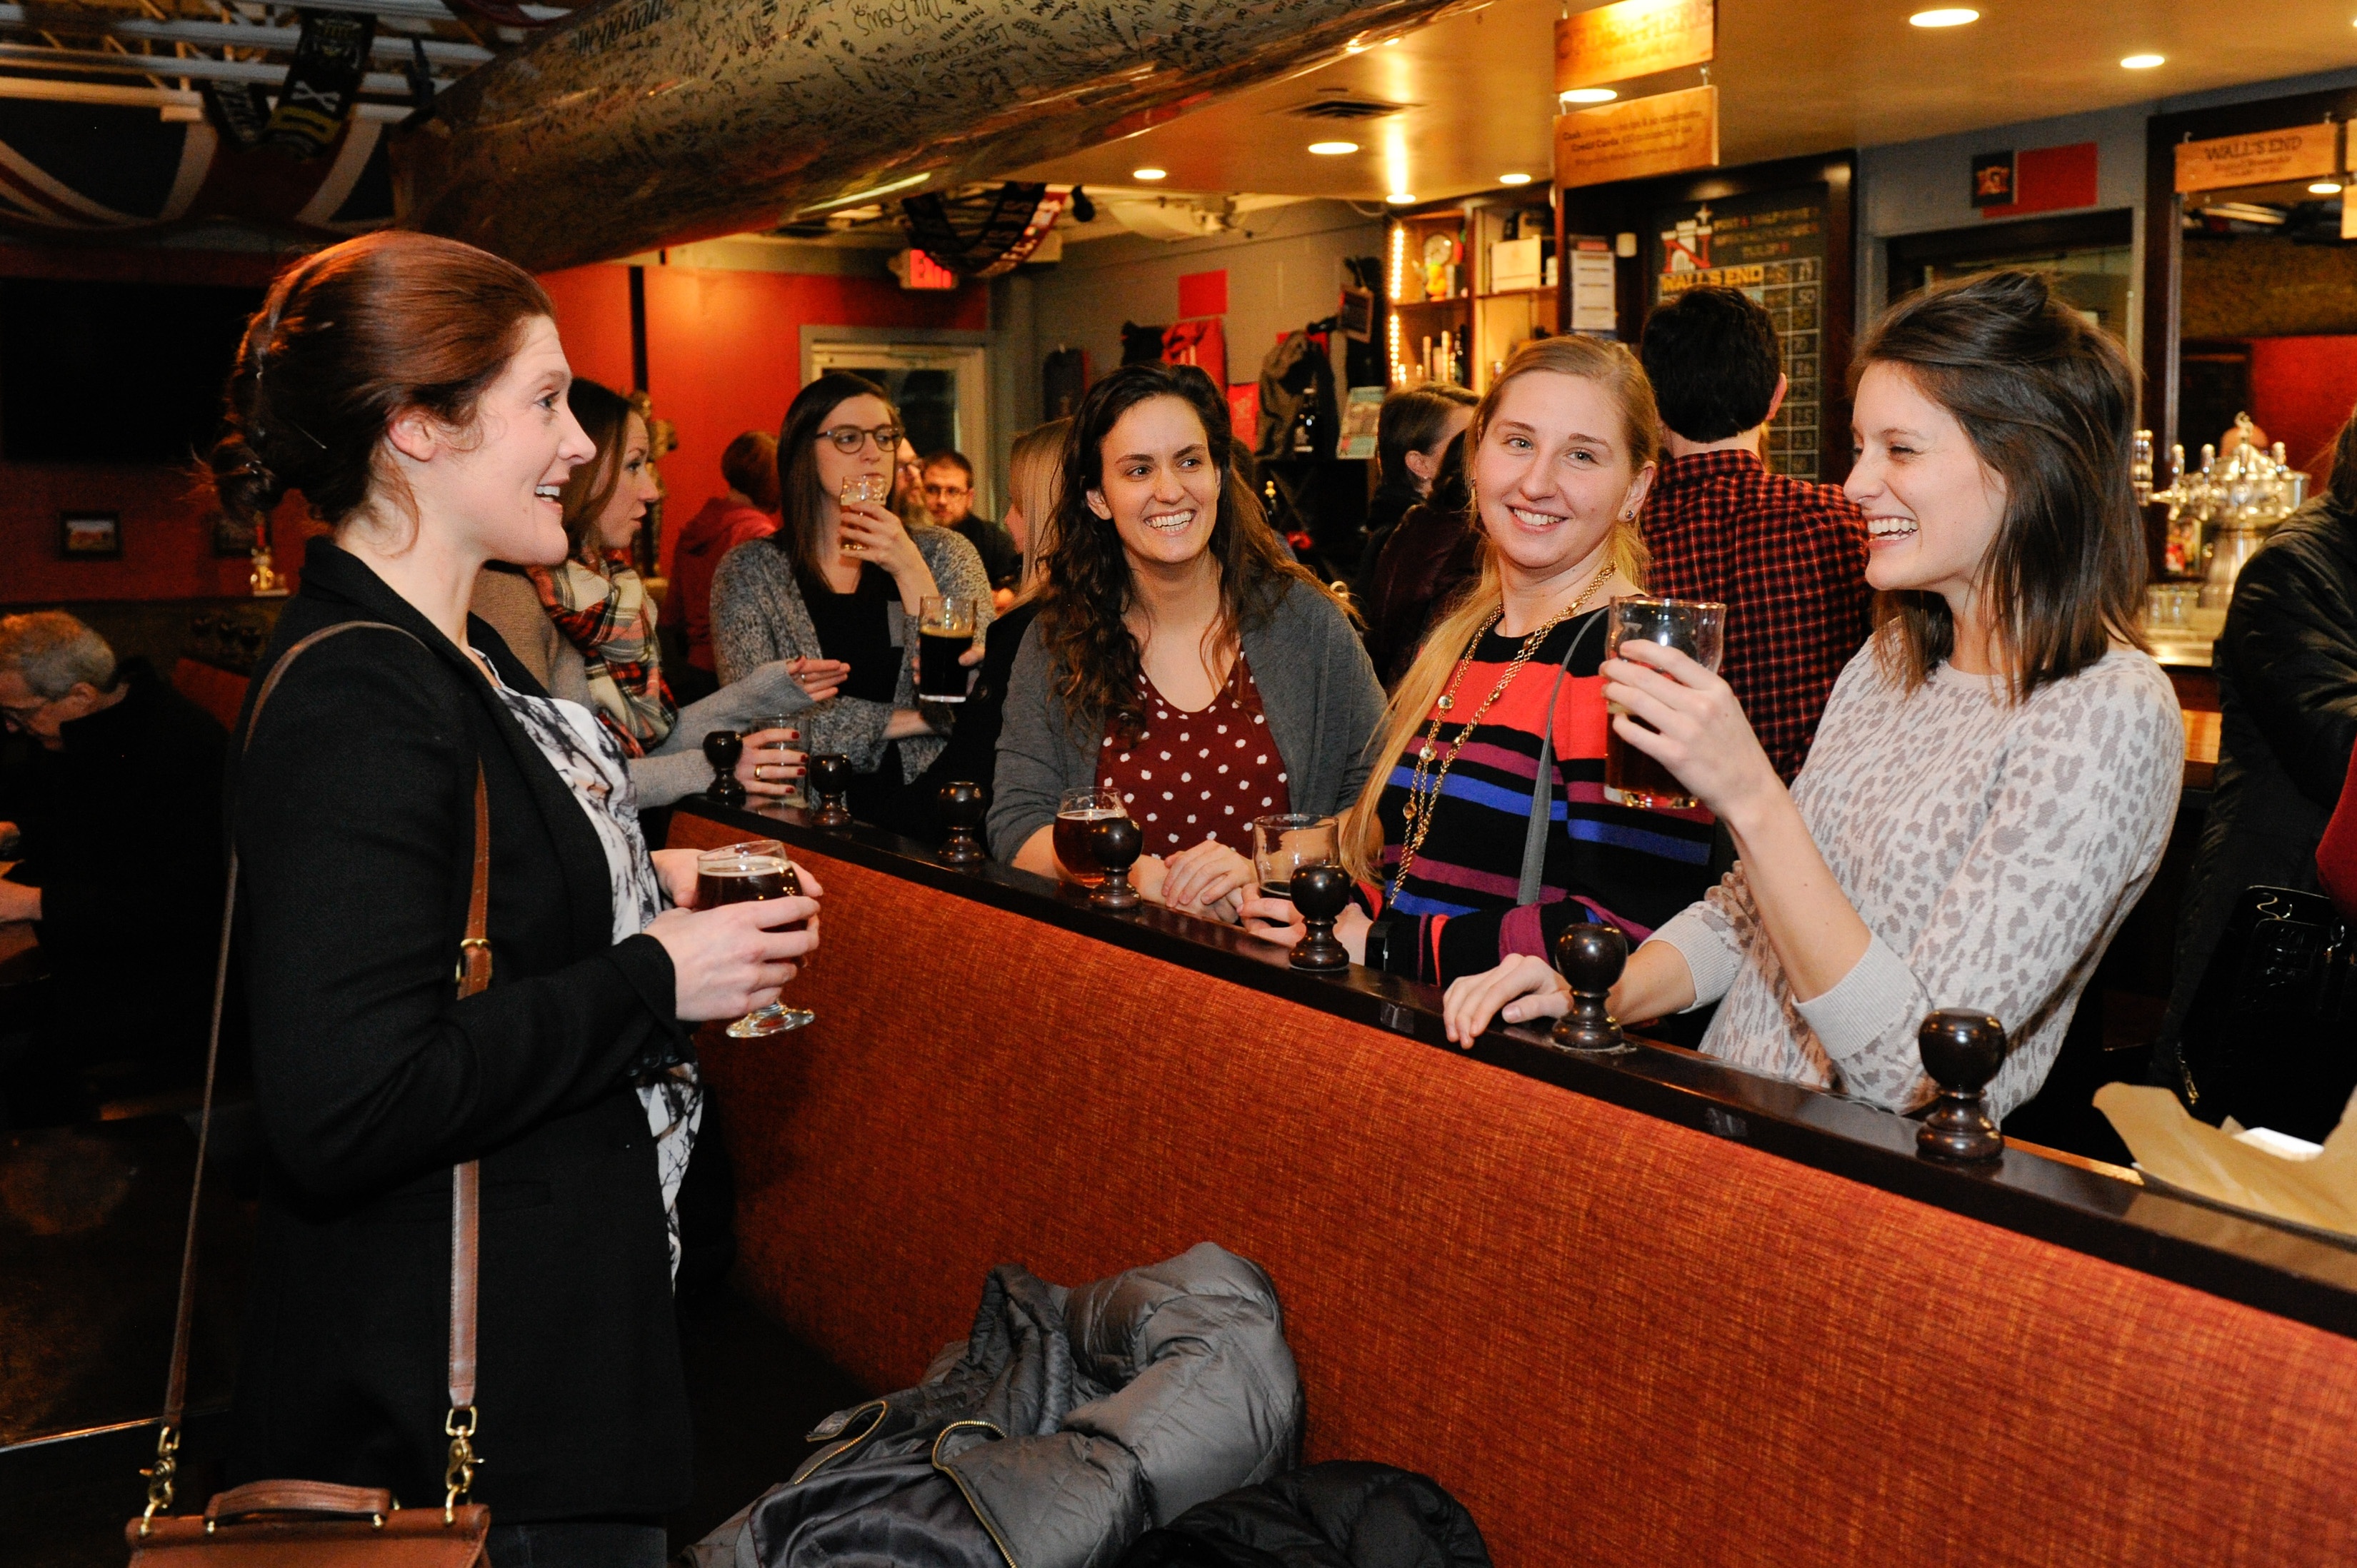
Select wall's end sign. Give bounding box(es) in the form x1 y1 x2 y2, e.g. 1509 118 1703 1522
2174 122 2341 194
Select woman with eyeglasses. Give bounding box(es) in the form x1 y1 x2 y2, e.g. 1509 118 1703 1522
711 372 993 825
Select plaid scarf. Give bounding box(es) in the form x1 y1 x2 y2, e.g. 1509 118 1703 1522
529 551 677 756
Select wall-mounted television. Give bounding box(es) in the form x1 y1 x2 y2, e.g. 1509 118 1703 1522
0 277 264 464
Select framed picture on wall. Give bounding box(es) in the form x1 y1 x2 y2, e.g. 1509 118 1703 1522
211 509 258 557
59 509 119 558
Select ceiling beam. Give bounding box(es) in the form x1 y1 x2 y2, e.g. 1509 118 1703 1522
20 14 497 65
0 42 436 93
0 73 411 119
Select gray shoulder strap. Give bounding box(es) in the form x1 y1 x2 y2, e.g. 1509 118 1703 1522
1518 614 1602 908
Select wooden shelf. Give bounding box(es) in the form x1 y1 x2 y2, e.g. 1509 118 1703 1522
1391 295 1471 308
1476 286 1552 301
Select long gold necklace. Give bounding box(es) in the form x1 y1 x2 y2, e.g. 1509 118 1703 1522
1392 565 1613 894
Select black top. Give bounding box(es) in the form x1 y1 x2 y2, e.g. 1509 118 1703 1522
806 563 901 704
224 538 691 1522
3 658 227 1068
951 514 1024 590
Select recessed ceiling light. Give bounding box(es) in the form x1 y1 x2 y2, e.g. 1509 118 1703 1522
1908 8 1978 24
2121 53 2164 69
2312 181 2346 195
1561 87 1618 104
1308 140 1359 156
1131 167 1167 181
1387 191 1416 204
1498 172 1533 186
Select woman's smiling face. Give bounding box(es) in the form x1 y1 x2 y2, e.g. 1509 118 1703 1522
1468 370 1651 581
1844 361 2008 607
1086 393 1222 575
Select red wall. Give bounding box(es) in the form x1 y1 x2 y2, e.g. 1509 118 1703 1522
1 246 986 605
0 244 311 605
2247 336 2357 478
631 265 985 577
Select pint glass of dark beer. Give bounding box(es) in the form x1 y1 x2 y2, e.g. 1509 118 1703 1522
694 838 814 1035
1053 788 1127 888
1603 595 1726 812
917 595 978 702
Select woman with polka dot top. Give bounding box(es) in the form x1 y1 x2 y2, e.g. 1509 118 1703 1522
987 362 1387 920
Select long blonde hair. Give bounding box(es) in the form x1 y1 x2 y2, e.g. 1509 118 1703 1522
1340 335 1660 880
1006 416 1069 603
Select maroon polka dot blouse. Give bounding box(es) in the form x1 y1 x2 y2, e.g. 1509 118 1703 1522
1099 655 1291 858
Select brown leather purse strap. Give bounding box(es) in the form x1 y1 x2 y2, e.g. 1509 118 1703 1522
154 620 491 1514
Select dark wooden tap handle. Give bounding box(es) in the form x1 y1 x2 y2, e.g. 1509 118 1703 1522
1089 814 1143 910
938 780 988 866
1916 1007 2008 1164
1289 863 1351 971
1550 921 1630 1054
702 729 746 807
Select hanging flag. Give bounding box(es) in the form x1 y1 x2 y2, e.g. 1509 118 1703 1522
201 81 274 151
266 9 376 160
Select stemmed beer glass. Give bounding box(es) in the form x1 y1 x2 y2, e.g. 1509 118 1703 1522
694 838 814 1036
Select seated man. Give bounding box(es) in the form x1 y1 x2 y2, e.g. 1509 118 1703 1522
921 448 1023 605
0 613 229 1122
1638 286 1873 782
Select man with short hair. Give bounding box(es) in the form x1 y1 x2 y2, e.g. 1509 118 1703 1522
0 612 228 1121
1638 286 1872 782
921 449 1023 599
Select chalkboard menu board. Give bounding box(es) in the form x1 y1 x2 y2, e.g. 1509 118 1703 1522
1650 187 1829 480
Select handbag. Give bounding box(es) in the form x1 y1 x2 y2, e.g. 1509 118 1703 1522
127 621 494 1566
2176 883 2357 1143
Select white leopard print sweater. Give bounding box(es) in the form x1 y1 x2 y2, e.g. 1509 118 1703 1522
1651 638 2181 1120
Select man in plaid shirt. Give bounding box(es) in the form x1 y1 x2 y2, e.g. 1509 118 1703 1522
1638 286 1873 782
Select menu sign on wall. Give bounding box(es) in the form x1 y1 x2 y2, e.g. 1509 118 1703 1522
1652 187 1829 479
2174 121 2340 194
1554 0 1714 93
1556 84 1718 191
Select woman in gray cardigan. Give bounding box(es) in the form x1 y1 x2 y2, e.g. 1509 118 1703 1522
711 372 991 828
988 362 1384 920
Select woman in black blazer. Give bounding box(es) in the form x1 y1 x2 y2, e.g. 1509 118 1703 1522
211 233 815 1566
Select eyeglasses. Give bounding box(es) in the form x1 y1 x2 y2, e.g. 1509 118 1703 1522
816 423 904 456
921 481 971 501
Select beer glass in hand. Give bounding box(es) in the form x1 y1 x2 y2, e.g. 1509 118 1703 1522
1251 813 1339 900
1052 788 1127 888
1604 596 1727 811
839 473 889 559
918 595 978 703
749 715 805 808
694 838 814 1035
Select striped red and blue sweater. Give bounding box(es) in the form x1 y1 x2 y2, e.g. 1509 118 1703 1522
1370 607 1718 985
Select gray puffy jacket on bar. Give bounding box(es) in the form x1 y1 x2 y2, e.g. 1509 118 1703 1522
691 1243 1303 1568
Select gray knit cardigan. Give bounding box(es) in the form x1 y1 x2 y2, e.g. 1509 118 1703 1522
986 579 1387 861
710 524 993 782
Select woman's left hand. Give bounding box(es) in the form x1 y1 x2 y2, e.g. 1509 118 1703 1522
1157 839 1254 923
837 501 925 581
651 847 703 908
1598 640 1780 823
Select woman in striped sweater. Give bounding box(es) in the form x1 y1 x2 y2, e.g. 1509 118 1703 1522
1243 335 1716 983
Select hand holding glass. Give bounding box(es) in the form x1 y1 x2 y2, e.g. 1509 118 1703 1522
1604 596 1726 811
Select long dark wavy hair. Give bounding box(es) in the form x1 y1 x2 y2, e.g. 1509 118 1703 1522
774 370 896 599
1855 268 2147 702
1035 361 1328 743
556 378 637 563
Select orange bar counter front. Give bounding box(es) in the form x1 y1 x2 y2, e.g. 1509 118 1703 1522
666 797 2357 1567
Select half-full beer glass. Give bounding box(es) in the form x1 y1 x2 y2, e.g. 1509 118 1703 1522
1604 596 1726 812
1053 788 1127 888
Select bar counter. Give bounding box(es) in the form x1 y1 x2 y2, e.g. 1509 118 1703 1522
666 795 2357 1567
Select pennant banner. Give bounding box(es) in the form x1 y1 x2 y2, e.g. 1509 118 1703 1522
266 9 377 160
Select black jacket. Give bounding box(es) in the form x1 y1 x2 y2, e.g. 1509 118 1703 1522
1119 1462 1492 1568
2158 498 2357 1082
5 658 226 1067
224 539 692 1522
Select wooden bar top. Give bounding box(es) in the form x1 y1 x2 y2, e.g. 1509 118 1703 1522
2183 706 2221 792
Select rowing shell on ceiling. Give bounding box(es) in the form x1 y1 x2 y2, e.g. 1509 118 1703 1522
392 0 1477 273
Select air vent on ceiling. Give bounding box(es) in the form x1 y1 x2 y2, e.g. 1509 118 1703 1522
1286 98 1415 121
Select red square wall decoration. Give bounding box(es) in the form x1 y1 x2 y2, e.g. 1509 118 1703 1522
1981 142 2098 218
1177 268 1228 319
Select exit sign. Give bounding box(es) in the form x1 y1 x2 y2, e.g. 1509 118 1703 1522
897 248 958 290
